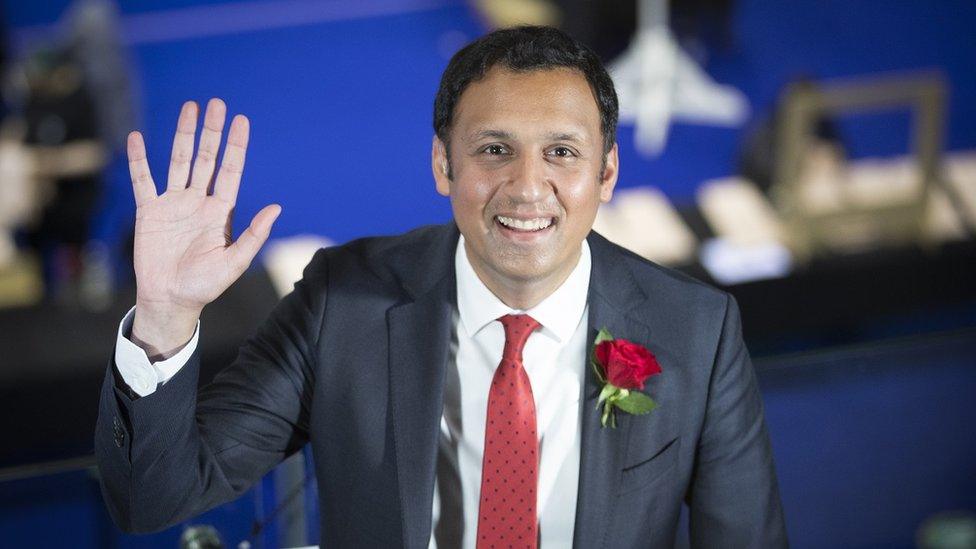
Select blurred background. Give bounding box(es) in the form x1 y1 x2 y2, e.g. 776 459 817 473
0 0 974 547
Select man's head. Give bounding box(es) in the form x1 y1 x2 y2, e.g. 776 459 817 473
433 26 619 177
431 26 620 308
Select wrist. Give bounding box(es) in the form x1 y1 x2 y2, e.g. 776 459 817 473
131 300 201 361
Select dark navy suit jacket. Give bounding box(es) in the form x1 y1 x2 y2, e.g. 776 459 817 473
96 223 787 547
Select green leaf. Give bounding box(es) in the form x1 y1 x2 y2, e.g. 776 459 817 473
600 402 618 429
594 327 614 346
614 392 658 415
597 383 618 406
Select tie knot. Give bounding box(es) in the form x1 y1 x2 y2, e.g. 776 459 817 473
498 314 540 360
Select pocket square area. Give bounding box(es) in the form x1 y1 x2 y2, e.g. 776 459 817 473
619 436 680 494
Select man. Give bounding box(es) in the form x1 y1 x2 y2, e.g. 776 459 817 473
97 26 787 547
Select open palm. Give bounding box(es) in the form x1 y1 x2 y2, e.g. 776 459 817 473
128 99 280 317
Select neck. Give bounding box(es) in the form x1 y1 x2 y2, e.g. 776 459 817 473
464 242 581 310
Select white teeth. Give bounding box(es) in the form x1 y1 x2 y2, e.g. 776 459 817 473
497 216 553 231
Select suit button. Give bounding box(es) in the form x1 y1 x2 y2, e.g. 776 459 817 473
113 416 125 448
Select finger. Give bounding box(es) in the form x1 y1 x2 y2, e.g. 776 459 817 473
127 131 157 207
188 97 227 192
166 101 198 192
213 114 249 206
227 204 282 276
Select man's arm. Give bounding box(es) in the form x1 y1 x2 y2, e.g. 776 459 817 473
95 97 297 533
96 249 327 533
686 294 788 547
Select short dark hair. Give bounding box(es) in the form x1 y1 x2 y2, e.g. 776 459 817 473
433 26 618 162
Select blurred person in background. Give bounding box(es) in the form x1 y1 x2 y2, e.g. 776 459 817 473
19 46 106 302
0 0 131 309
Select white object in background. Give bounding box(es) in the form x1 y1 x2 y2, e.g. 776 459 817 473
593 186 697 265
0 138 38 267
925 185 967 241
846 154 966 242
793 152 969 242
696 176 793 284
697 176 788 247
609 0 750 156
262 235 333 298
699 237 793 286
944 150 976 229
845 156 920 208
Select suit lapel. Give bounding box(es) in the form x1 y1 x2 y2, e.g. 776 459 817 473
387 225 459 549
572 232 652 549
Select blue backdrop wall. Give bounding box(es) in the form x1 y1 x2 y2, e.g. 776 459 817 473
5 0 976 248
3 1 975 548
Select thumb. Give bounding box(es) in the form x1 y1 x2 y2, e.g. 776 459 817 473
227 204 282 276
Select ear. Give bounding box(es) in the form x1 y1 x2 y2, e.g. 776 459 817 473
432 135 451 197
599 143 619 203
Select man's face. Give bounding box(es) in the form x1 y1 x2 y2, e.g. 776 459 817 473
433 66 618 298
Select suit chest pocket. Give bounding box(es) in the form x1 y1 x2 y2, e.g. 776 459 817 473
618 436 679 495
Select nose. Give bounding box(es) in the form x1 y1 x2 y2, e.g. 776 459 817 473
505 152 550 203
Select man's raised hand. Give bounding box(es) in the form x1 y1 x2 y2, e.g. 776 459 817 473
128 98 281 360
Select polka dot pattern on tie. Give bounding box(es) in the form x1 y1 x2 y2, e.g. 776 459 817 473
476 314 541 549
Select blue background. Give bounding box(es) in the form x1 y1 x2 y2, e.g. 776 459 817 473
6 0 976 246
3 1 975 547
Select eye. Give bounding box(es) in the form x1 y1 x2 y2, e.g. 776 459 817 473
548 146 576 158
483 144 509 156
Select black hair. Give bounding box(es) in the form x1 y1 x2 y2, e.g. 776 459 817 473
433 25 618 175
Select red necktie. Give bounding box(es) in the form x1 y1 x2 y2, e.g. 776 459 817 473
476 314 541 548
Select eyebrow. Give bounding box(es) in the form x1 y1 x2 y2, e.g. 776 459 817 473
463 129 586 143
545 131 585 143
465 129 514 142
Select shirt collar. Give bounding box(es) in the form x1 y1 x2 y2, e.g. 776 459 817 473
455 234 591 343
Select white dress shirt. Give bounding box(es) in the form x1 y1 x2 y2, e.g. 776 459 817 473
115 311 199 397
432 236 589 548
115 236 591 548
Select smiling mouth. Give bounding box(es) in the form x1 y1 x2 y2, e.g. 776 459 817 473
495 215 555 232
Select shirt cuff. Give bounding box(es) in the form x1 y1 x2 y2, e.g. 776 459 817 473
114 306 201 397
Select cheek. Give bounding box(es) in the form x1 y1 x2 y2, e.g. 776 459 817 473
450 179 495 225
561 185 593 204
558 181 603 222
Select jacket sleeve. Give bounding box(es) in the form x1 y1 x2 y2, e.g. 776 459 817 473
686 294 788 548
95 249 329 534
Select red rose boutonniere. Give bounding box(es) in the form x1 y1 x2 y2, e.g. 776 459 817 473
591 328 662 428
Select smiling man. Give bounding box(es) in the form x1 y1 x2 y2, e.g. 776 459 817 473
97 26 787 548
433 64 616 310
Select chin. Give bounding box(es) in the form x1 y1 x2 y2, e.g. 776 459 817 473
489 250 557 283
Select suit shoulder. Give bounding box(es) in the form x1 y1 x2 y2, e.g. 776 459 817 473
594 233 730 311
315 223 456 289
